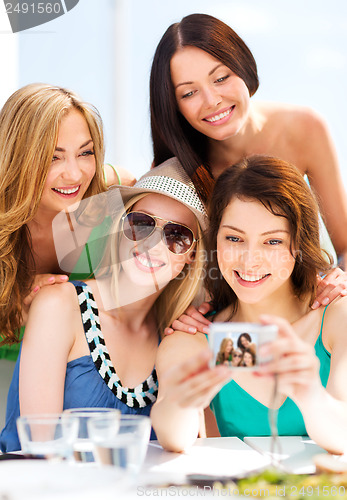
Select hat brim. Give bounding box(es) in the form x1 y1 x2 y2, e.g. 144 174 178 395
107 184 207 232
106 158 208 231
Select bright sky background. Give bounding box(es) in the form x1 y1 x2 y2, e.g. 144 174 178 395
0 0 346 184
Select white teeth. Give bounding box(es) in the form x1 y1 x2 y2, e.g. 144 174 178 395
53 186 79 195
238 272 268 282
205 108 232 123
135 253 163 269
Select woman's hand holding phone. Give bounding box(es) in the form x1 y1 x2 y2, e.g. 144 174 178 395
257 315 321 403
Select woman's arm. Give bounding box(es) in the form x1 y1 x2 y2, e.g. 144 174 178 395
299 109 347 266
204 406 220 437
151 331 230 452
259 313 347 454
164 303 212 335
19 283 78 415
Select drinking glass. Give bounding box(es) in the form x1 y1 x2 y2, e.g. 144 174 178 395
16 414 79 461
88 414 151 479
62 407 120 463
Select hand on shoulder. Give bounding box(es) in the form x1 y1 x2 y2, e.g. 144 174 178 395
26 281 80 336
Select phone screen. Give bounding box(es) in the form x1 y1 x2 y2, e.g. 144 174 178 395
208 322 278 370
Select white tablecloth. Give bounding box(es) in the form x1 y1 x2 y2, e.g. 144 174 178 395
0 436 335 499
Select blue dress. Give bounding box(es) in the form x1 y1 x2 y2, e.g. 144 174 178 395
0 281 158 452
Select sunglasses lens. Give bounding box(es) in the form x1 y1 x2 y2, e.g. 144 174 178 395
163 223 194 254
123 212 155 241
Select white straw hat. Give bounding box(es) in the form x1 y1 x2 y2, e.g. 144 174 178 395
107 157 208 231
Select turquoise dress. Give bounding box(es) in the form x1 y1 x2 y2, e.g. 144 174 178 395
211 307 331 438
0 281 158 452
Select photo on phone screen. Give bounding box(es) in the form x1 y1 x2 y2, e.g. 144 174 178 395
208 323 278 370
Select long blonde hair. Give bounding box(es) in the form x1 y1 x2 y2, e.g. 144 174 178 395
216 338 234 364
99 193 205 337
0 83 106 344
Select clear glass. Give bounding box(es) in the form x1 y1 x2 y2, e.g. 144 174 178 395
88 414 151 478
62 408 120 463
16 414 79 461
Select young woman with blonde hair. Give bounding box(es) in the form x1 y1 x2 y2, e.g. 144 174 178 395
0 83 134 360
215 338 234 366
0 158 208 452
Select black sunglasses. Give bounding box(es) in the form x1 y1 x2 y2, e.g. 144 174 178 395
122 211 197 255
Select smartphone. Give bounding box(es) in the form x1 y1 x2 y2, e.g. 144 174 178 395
208 322 278 370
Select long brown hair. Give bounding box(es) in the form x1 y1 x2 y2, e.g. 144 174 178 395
0 83 106 344
150 13 258 201
205 155 332 315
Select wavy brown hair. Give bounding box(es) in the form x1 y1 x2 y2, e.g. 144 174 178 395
150 13 259 201
0 83 106 345
205 155 332 316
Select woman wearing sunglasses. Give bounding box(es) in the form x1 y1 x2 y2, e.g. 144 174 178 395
0 158 212 452
231 348 243 368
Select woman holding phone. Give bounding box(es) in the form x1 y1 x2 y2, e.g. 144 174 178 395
0 158 209 452
151 156 347 455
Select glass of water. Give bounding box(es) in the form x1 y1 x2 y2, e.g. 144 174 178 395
62 408 120 464
88 414 151 479
16 414 79 461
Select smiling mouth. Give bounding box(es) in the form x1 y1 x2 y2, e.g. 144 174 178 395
236 271 270 283
52 186 80 195
204 106 235 123
133 252 165 270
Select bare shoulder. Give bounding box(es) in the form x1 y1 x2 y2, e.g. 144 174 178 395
253 101 332 170
116 165 137 186
24 282 81 353
322 296 347 348
30 282 79 313
104 164 136 187
160 331 208 352
254 101 327 131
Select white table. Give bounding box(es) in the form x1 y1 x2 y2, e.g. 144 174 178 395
142 437 272 486
244 436 327 474
0 438 269 499
0 437 329 499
